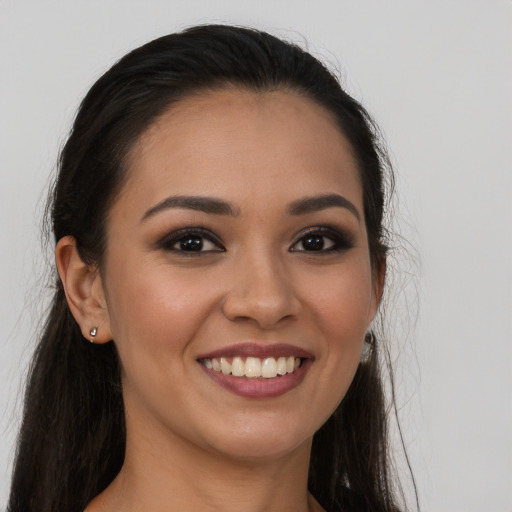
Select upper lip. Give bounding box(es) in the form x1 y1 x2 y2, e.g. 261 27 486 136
196 342 313 360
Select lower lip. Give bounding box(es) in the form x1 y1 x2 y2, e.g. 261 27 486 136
199 360 311 398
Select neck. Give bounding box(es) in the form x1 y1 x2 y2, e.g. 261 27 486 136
87 419 323 512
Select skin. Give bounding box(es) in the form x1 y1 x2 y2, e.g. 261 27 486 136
57 88 382 512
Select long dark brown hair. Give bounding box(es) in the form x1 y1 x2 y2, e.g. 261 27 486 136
9 24 415 512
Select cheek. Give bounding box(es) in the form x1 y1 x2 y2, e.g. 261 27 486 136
103 263 221 421
297 260 373 387
105 261 218 360
301 261 373 335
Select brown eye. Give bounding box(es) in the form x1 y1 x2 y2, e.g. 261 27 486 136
294 234 335 252
175 235 207 252
290 227 354 254
158 228 225 254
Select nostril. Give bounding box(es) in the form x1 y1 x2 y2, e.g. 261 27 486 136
221 291 301 329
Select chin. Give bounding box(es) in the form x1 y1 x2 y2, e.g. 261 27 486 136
201 413 317 463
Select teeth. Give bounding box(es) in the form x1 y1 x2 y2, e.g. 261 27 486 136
203 356 303 378
261 357 277 378
232 356 245 377
245 357 261 378
277 357 287 375
220 357 231 375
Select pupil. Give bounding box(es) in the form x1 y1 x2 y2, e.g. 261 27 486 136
180 237 203 251
303 236 324 251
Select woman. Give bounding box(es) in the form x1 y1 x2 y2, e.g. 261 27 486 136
8 24 413 512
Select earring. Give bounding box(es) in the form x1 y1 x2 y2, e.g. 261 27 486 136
361 331 375 363
89 326 98 344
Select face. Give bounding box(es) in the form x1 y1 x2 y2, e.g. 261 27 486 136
100 89 380 461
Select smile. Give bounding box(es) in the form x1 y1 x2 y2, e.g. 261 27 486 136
200 356 302 379
197 343 313 398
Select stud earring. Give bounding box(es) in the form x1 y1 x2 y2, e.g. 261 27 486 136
361 331 375 363
89 326 98 344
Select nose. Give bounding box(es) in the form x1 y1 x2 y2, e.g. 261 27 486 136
221 251 301 330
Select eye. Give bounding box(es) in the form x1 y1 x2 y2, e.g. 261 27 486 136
290 227 354 253
158 228 225 254
173 235 218 252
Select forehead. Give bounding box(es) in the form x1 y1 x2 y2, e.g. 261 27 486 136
119 88 362 212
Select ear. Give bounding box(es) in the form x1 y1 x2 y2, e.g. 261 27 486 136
55 236 112 344
368 257 387 324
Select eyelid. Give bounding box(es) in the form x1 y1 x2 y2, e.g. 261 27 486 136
156 227 225 252
289 225 354 252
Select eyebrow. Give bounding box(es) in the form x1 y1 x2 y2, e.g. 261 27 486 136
287 194 360 221
141 193 360 222
141 195 240 221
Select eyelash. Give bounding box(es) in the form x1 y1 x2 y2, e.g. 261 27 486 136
157 228 225 254
157 226 354 255
289 226 354 254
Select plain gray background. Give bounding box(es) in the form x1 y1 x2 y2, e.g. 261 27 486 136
1 1 511 510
